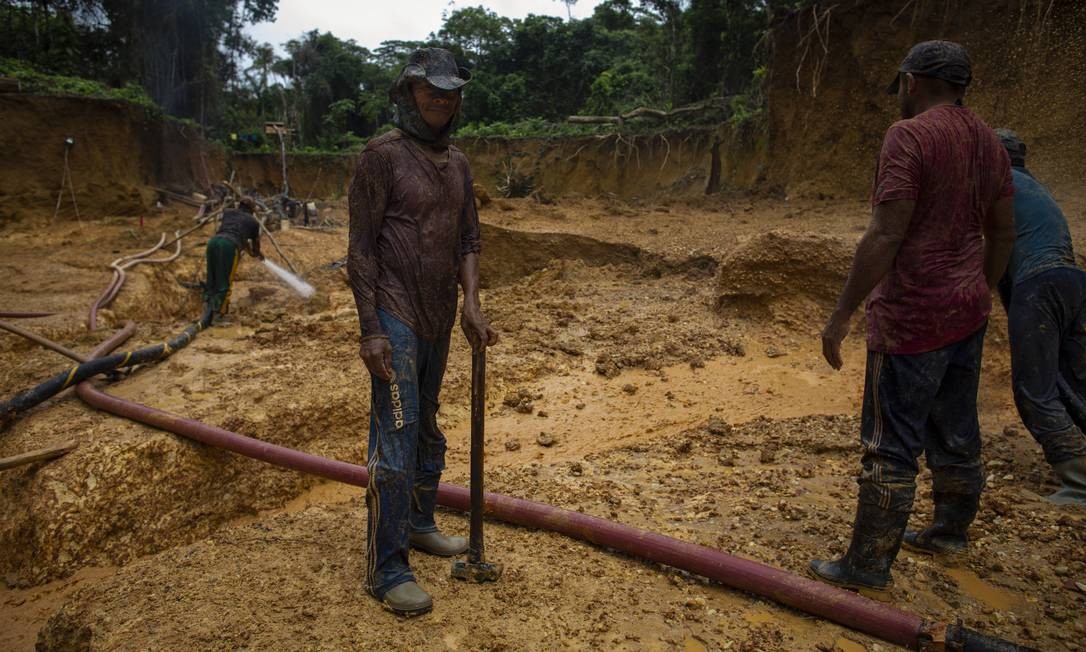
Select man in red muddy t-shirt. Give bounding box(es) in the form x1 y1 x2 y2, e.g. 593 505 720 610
809 41 1016 597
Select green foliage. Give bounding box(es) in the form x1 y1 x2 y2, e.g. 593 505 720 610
585 62 660 115
0 58 160 113
455 118 609 139
727 65 767 129
2 0 773 148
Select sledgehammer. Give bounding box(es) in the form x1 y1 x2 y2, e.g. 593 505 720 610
451 349 503 583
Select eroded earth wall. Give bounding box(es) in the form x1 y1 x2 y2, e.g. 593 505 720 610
766 0 1086 199
0 95 227 224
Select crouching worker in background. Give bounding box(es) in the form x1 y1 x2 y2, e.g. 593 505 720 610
347 48 499 616
995 129 1086 506
204 197 263 323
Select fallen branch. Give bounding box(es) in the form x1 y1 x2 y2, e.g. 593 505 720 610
567 115 622 125
567 98 728 125
0 443 77 471
154 188 205 208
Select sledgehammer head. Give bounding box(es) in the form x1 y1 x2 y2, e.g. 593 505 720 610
451 560 503 583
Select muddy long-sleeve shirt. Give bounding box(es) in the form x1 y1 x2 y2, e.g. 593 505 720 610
348 129 481 342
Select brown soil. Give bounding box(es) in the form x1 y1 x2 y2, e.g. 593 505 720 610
767 0 1086 199
2 4 1086 646
0 95 227 224
1 188 1084 651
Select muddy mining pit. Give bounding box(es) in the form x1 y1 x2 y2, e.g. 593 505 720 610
1 194 1085 651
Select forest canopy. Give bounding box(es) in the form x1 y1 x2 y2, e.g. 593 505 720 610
0 1 802 150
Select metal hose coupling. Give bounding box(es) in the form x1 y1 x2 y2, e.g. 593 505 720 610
921 620 1038 651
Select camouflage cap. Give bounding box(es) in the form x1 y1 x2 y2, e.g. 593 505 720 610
886 40 972 94
994 128 1027 166
399 47 471 91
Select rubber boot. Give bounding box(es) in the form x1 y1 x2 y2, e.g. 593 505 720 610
902 491 980 558
409 531 468 557
381 581 433 617
808 501 910 600
1049 456 1086 506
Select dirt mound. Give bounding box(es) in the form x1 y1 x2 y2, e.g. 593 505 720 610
479 223 646 287
712 231 855 323
714 230 853 322
0 388 366 587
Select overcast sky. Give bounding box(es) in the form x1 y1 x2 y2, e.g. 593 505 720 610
247 0 607 52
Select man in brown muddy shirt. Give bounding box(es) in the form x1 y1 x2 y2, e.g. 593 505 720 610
347 48 498 616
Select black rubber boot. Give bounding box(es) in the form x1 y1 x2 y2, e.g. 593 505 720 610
902 490 980 558
808 501 910 600
1049 456 1086 506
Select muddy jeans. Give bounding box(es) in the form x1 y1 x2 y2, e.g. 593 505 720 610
1008 267 1086 464
858 324 988 513
365 309 450 600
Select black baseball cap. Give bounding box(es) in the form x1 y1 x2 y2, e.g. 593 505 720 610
886 40 972 94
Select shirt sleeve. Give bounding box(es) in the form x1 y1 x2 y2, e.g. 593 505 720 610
348 148 392 338
872 123 923 206
246 216 262 257
459 171 482 258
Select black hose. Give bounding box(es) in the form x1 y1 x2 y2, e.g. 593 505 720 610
0 309 211 426
944 620 1039 652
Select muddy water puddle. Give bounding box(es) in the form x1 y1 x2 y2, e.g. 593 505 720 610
0 566 117 652
229 479 359 528
945 567 1023 612
457 336 864 467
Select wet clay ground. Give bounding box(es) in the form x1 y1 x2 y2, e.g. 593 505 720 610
2 192 1085 650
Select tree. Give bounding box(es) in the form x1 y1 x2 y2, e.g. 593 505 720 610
554 0 579 21
278 30 393 147
435 6 512 67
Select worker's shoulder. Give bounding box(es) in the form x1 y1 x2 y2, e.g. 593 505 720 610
447 144 471 167
362 129 407 156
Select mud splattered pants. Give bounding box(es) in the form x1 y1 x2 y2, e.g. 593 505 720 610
203 236 240 315
365 309 450 600
858 324 988 514
1007 267 1086 464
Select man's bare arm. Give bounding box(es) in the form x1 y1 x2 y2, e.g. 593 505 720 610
982 196 1016 290
822 199 916 369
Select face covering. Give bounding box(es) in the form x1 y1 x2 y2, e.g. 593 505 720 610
389 75 462 146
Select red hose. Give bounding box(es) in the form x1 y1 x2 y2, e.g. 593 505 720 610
89 233 183 330
74 332 927 649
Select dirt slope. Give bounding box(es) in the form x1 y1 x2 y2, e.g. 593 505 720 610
767 0 1086 199
0 95 226 224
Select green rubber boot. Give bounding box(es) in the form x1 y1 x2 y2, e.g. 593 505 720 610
1049 457 1086 506
409 531 468 557
381 581 433 617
